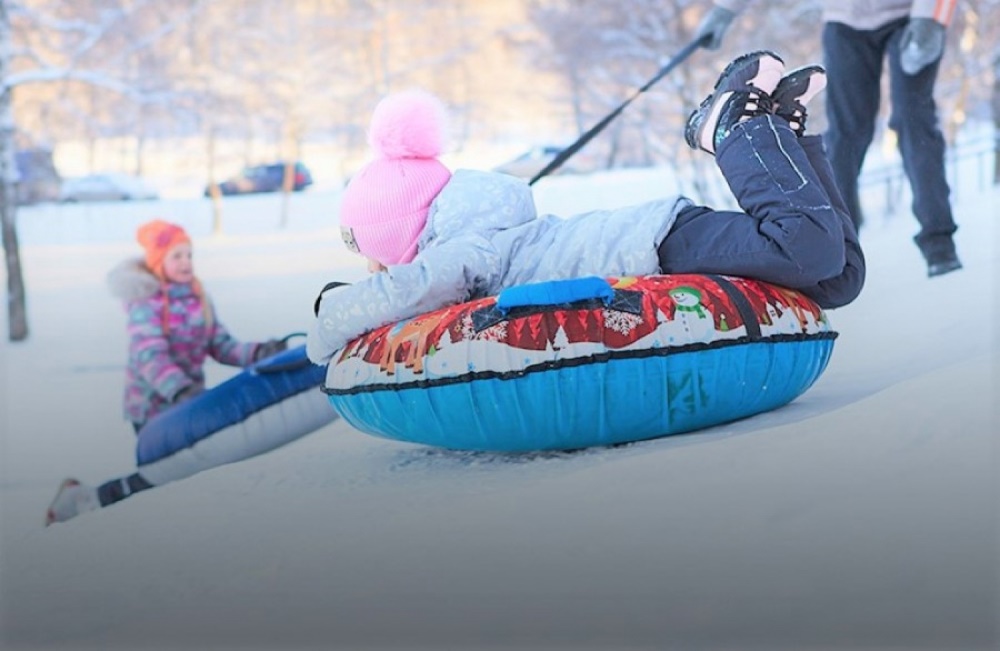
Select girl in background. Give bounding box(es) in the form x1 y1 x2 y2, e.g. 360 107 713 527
109 218 286 433
44 220 286 526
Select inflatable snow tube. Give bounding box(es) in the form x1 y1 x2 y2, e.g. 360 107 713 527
137 344 335 485
323 274 836 452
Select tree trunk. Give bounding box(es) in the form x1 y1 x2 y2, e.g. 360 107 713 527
279 122 301 229
0 186 27 342
134 134 145 177
280 160 293 229
206 126 223 235
1 4 28 341
993 53 999 185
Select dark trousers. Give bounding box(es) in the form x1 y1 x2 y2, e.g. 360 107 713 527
822 19 957 261
658 115 865 310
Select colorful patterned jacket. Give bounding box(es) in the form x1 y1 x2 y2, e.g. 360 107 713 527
108 258 262 428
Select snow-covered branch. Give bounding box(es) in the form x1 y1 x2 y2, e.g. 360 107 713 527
101 0 208 70
4 67 173 104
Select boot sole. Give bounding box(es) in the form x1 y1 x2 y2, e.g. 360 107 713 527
697 53 785 152
773 65 827 110
928 259 963 277
713 50 785 90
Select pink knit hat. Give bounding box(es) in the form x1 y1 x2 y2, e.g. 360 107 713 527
339 90 452 266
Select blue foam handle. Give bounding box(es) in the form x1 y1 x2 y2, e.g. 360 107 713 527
495 276 614 314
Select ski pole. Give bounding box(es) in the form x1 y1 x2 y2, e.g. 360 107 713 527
528 34 709 186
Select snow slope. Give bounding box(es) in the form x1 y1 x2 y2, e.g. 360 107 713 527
1 167 997 650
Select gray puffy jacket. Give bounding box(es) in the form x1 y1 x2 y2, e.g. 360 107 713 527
308 169 690 363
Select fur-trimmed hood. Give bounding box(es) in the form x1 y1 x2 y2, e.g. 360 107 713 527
107 257 161 302
110 256 256 427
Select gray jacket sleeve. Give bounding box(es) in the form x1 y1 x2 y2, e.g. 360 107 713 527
307 235 499 364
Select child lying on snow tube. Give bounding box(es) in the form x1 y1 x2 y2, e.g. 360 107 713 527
308 50 865 366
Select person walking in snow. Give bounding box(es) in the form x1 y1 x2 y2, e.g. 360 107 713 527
308 51 865 365
695 0 963 277
45 219 289 526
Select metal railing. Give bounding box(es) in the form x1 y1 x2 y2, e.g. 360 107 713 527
858 132 998 217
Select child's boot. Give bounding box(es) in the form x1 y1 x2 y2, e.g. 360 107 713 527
771 65 827 137
45 478 99 526
685 50 785 155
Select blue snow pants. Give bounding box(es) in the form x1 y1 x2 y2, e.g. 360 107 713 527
823 19 958 262
657 115 865 310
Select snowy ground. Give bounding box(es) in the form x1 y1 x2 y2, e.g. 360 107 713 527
1 165 997 650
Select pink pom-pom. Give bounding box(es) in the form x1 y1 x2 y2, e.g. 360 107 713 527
368 89 447 160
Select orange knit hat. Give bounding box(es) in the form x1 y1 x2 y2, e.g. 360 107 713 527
135 219 211 333
137 219 190 280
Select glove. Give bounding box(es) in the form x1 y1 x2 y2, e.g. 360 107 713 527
173 385 199 405
899 18 945 75
694 6 736 50
254 338 288 362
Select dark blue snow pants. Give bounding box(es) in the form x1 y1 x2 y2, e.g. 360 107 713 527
657 115 865 310
823 19 958 262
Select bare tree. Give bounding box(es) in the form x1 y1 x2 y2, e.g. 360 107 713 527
520 0 718 179
1 1 27 340
955 0 1000 183
2 0 205 342
994 52 1000 183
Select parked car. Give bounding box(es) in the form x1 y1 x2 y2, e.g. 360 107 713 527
59 173 159 202
205 161 313 196
493 145 579 180
14 149 62 205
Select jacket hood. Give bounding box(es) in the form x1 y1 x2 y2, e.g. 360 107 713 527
108 257 161 302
